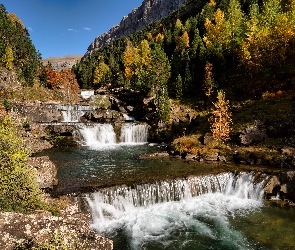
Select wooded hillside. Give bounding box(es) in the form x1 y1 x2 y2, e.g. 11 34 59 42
73 0 295 111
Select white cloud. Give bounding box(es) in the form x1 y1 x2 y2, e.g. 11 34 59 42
84 27 91 31
27 27 33 32
68 28 75 32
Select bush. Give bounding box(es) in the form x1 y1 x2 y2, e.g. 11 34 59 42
3 98 11 111
0 115 44 213
89 94 111 109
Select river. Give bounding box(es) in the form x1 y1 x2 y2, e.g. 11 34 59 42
38 143 295 250
37 105 295 249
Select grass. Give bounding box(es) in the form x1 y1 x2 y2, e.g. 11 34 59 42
169 87 295 167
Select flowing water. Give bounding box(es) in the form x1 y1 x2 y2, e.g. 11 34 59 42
39 107 295 249
86 173 295 250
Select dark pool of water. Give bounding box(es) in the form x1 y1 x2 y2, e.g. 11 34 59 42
37 144 264 195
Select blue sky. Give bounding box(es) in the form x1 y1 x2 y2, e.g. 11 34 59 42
1 0 143 59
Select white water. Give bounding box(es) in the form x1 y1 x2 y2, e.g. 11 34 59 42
87 172 267 249
78 124 117 148
46 104 93 122
81 89 94 99
123 113 136 121
120 123 148 144
61 110 86 122
78 123 148 148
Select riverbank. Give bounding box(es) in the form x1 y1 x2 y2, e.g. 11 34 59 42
0 197 113 249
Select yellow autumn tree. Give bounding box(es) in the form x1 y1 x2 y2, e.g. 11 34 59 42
175 31 190 52
203 9 228 49
239 0 295 69
7 12 25 29
1 46 14 69
203 0 245 56
209 90 232 142
93 61 110 85
123 42 140 80
123 40 151 90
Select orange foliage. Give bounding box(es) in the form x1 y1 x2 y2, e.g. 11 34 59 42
44 68 80 103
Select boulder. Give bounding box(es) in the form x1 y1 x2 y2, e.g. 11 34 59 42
27 156 58 189
0 199 113 249
239 120 267 145
264 172 295 201
281 146 295 156
204 133 215 145
82 110 125 123
13 103 63 123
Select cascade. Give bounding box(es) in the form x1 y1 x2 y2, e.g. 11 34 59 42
78 123 148 147
87 172 266 211
46 104 93 122
120 123 148 144
45 104 149 145
87 172 268 249
78 123 116 147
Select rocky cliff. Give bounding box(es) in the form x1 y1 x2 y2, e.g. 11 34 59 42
42 55 82 71
84 0 188 57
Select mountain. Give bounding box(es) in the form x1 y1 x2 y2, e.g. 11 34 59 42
84 0 188 57
42 55 82 71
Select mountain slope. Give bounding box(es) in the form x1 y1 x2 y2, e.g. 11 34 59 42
84 0 188 57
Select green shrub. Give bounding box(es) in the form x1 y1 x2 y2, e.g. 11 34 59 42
22 120 31 129
0 115 44 213
3 98 11 111
89 94 111 109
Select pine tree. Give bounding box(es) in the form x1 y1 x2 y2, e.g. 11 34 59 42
175 74 183 99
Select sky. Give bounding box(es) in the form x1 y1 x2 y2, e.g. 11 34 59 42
1 0 143 59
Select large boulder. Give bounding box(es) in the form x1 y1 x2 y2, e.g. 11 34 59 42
0 199 113 249
27 156 58 189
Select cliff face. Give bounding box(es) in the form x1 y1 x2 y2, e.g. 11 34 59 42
84 0 188 57
42 55 82 71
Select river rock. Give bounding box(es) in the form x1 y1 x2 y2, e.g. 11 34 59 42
185 153 199 161
27 156 58 189
264 172 295 201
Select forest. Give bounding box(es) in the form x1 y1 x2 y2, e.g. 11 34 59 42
73 0 295 120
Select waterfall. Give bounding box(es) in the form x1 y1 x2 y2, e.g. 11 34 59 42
46 104 93 122
87 172 266 211
61 110 86 122
87 172 267 249
78 124 116 147
78 123 148 147
120 123 148 144
80 89 94 99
